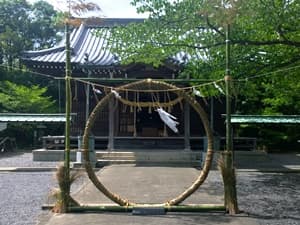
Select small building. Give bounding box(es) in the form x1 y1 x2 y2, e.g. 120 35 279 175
22 18 227 151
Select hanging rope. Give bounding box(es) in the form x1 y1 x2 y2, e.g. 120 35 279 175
117 96 183 108
73 77 225 93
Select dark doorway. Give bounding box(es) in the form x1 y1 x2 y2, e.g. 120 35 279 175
136 108 164 137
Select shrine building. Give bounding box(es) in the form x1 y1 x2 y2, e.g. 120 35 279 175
22 18 229 153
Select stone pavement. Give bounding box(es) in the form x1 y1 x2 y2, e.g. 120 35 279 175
34 152 300 225
39 165 259 225
41 212 257 225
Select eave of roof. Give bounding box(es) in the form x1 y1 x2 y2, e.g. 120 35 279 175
85 18 145 28
228 115 300 124
0 113 74 123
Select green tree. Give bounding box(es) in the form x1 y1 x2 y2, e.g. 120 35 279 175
0 80 55 113
0 1 61 149
109 0 299 72
0 0 60 111
0 0 59 67
28 0 60 49
107 0 300 123
0 0 30 67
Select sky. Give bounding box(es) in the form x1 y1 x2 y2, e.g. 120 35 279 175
27 0 145 18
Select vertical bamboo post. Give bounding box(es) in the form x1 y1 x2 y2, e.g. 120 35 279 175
62 20 71 213
223 23 239 214
225 24 232 161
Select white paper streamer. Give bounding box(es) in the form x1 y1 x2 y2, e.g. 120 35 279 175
92 86 102 94
213 82 225 94
156 107 179 133
193 87 203 97
111 90 121 99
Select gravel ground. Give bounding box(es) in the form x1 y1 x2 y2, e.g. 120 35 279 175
0 152 299 225
237 172 300 225
0 152 87 225
0 151 58 168
205 171 300 225
0 172 54 225
199 171 300 225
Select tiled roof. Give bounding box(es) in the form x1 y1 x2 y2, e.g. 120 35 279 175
22 18 187 68
23 24 114 66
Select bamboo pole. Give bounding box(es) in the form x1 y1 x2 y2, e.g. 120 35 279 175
223 23 239 215
62 21 71 213
225 26 232 157
68 204 225 213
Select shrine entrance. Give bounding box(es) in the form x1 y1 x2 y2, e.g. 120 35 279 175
117 94 167 137
136 107 163 137
107 83 188 151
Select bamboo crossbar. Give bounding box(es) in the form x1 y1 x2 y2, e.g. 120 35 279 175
68 204 226 213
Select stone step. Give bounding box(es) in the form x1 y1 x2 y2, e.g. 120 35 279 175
96 159 201 167
96 151 136 158
95 151 202 161
95 151 202 167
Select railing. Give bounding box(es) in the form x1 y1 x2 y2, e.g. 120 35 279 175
42 136 108 150
42 135 257 151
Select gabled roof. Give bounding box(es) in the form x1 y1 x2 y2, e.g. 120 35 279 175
22 18 186 69
22 18 144 66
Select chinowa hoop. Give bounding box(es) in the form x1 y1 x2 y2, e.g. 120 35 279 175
80 79 214 206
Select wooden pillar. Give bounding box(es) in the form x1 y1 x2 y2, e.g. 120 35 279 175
85 71 91 123
58 79 61 113
108 98 115 150
115 100 119 136
184 100 191 151
108 70 115 150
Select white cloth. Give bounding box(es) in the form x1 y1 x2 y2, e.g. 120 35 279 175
213 82 224 94
156 107 179 133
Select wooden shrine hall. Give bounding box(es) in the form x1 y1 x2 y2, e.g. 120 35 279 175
22 18 227 151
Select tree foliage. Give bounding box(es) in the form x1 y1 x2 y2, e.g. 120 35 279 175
29 0 60 49
0 80 55 113
0 0 60 114
105 0 300 149
107 0 300 114
0 0 59 67
109 0 299 68
0 0 30 66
